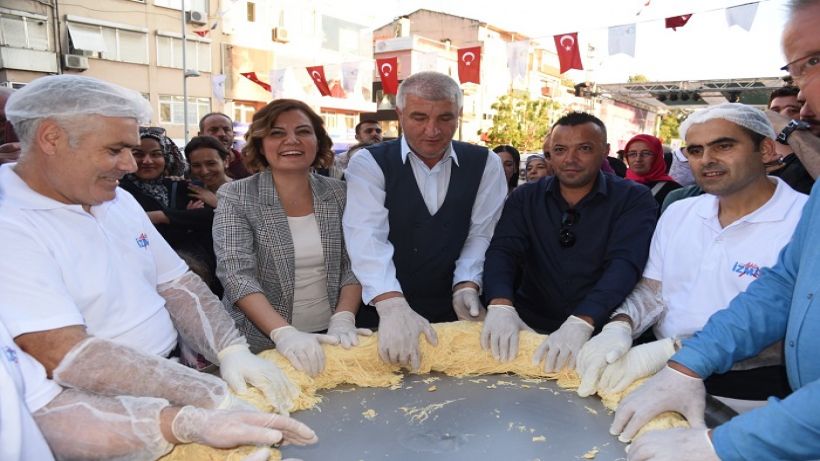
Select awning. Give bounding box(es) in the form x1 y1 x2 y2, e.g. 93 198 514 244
66 22 107 53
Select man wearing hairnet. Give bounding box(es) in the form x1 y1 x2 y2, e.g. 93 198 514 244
574 103 806 412
0 75 306 457
607 3 820 457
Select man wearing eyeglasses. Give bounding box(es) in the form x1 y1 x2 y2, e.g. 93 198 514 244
480 112 658 372
606 2 820 459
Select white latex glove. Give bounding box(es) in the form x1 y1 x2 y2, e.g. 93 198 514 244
172 406 318 448
610 366 706 442
599 338 676 395
270 326 339 377
217 344 299 415
532 315 594 372
452 286 487 321
374 297 438 371
480 305 534 362
576 321 633 397
326 311 373 349
627 428 718 461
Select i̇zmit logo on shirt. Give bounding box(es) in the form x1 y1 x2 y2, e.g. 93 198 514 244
731 261 760 278
136 232 150 249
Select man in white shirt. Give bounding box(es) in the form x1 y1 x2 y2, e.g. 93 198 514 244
575 104 807 412
0 75 298 418
343 71 507 370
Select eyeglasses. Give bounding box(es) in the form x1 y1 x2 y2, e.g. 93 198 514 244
559 209 579 248
780 52 820 85
625 150 654 161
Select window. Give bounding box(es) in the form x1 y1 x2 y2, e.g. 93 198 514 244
159 95 211 125
66 19 148 64
153 0 208 12
156 33 211 72
0 10 50 51
233 103 256 124
247 2 255 22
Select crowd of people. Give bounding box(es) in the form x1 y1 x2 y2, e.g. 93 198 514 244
1 1 819 460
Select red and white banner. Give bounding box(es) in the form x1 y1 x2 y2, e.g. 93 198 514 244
306 65 332 96
376 57 399 95
553 33 583 74
457 46 482 84
665 14 692 31
240 72 271 92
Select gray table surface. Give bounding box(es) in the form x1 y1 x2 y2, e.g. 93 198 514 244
282 372 627 461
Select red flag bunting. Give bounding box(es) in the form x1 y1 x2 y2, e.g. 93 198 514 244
457 46 482 84
240 72 271 92
553 33 583 74
306 66 332 96
376 57 399 95
665 14 692 30
193 22 218 37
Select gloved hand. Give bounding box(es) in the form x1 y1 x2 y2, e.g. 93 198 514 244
172 406 318 448
532 315 594 373
480 305 534 362
576 320 633 397
610 365 706 442
599 338 676 394
270 326 339 377
626 428 718 461
452 286 486 321
217 344 299 415
326 311 373 349
374 297 438 371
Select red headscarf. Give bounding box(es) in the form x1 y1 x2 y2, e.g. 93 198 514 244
624 134 674 184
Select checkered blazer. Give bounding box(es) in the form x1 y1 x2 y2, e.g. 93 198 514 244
214 171 358 352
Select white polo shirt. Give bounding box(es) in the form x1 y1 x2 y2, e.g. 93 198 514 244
1 321 60 461
645 177 807 340
0 164 187 357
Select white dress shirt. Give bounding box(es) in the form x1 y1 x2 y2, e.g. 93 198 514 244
343 137 507 304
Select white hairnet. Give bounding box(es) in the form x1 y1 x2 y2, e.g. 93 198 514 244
6 74 151 125
679 103 775 141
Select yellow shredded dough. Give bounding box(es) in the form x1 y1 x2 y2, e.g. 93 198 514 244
160 321 687 461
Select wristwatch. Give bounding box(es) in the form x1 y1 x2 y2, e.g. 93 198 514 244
777 119 811 145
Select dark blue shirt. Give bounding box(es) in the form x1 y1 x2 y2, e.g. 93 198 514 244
483 172 658 332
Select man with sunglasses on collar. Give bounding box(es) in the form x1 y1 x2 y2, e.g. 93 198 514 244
481 112 657 373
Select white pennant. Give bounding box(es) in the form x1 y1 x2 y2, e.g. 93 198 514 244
726 2 758 31
211 74 226 103
269 68 288 99
341 62 360 95
608 23 636 57
506 40 529 81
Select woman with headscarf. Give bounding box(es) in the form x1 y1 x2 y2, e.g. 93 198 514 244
624 134 681 208
525 154 552 183
119 127 220 296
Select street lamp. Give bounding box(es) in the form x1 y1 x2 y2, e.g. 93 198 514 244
180 0 200 145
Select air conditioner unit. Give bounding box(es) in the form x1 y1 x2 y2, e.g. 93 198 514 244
186 10 207 25
271 27 289 43
63 54 89 71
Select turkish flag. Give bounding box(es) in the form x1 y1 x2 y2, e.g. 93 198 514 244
240 72 271 92
553 33 583 74
376 57 399 95
306 66 332 96
665 14 692 30
457 46 482 84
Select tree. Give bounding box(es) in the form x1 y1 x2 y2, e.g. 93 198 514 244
628 74 650 83
658 109 687 142
480 91 561 151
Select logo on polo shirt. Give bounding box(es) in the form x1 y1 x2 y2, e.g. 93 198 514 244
136 232 150 249
3 346 18 364
732 261 761 279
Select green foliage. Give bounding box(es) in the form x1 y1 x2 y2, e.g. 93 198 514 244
627 74 650 83
480 91 561 151
658 109 687 142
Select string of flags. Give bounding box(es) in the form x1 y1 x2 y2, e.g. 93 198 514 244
224 1 763 99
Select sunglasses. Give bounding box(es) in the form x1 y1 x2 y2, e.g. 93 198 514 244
559 209 579 248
